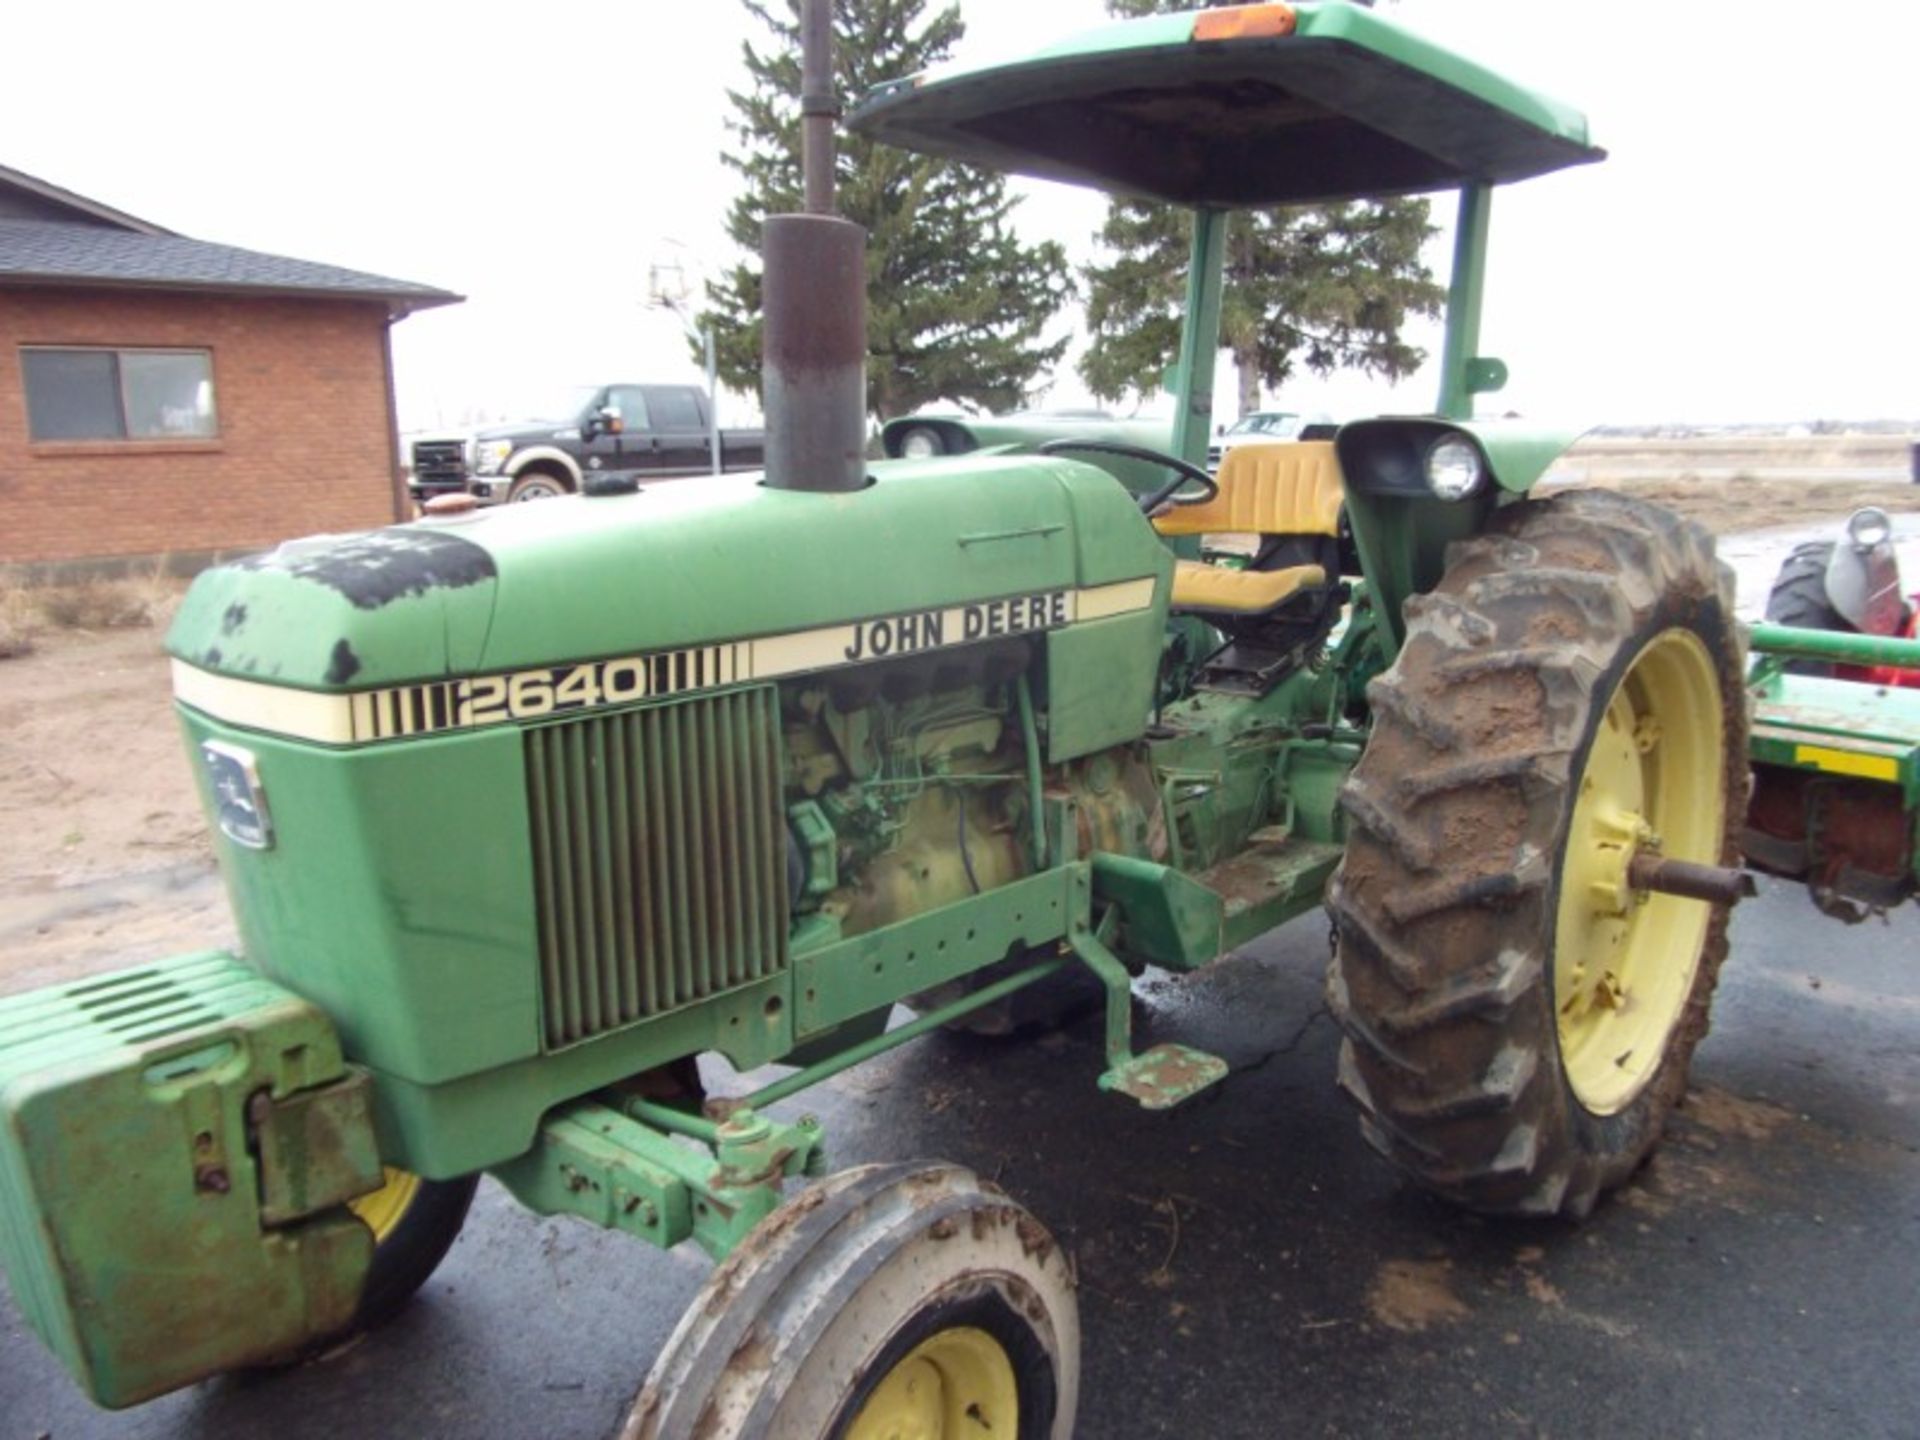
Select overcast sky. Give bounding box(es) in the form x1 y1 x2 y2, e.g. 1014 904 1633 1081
6 1 1916 434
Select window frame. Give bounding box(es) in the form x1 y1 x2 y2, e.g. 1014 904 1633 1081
646 386 704 432
606 385 653 432
19 344 220 444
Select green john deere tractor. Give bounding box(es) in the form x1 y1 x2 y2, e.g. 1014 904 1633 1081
7 4 1920 1436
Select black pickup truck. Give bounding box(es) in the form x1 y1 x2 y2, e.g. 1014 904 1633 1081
409 383 765 504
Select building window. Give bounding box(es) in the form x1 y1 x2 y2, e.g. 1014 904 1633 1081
21 347 217 441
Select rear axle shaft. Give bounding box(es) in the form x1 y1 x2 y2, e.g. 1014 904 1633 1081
1627 854 1755 906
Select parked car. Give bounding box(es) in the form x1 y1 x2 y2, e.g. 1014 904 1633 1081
409 383 765 504
1205 409 1326 470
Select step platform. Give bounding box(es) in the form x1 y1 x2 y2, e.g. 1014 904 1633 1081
1099 1042 1229 1110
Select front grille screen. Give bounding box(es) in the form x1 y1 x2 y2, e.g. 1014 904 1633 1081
525 686 788 1048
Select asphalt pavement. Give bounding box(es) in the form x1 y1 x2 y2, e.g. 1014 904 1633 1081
5 876 1917 1438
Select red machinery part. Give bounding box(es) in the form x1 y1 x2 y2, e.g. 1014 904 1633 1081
1850 601 1920 688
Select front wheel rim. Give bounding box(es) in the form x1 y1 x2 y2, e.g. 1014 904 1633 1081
842 1326 1019 1440
1553 627 1725 1115
347 1167 423 1243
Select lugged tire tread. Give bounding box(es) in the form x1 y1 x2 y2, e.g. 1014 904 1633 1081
1387 751 1565 806
1433 646 1591 682
1379 855 1549 926
1339 775 1441 871
1325 878 1428 990
1327 488 1746 1218
1325 958 1426 1077
1762 540 1848 678
1364 674 1463 748
1362 949 1545 1035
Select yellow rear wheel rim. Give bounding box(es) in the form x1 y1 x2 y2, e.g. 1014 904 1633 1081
1554 628 1724 1115
347 1167 423 1244
843 1325 1019 1440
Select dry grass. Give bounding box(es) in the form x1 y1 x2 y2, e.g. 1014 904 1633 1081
0 563 187 661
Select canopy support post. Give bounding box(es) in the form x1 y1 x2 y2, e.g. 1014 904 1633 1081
1436 183 1492 421
1170 207 1229 474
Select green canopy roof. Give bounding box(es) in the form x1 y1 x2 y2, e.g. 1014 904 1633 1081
847 3 1603 208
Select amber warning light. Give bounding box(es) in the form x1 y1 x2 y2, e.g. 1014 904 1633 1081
1193 3 1298 41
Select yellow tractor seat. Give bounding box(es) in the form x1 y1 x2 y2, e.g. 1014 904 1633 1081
1171 560 1325 614
1152 440 1343 541
1153 441 1345 617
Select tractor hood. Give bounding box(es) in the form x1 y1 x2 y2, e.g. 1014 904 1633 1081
169 456 1170 707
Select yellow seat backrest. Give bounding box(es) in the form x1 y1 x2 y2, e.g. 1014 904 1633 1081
1151 440 1343 539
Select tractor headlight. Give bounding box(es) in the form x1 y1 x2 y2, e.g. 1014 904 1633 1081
474 439 514 475
1424 436 1486 500
1848 506 1892 549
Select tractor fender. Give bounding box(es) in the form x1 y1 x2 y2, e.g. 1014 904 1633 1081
1332 417 1584 659
1451 420 1582 494
1335 417 1581 496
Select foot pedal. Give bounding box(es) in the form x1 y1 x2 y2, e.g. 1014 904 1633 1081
1099 1043 1228 1110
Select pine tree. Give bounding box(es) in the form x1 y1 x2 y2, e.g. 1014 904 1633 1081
1080 0 1446 417
703 0 1074 419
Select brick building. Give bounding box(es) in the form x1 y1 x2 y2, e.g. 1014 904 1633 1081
0 164 458 577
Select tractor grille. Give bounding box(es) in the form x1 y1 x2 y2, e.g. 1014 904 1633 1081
524 687 789 1049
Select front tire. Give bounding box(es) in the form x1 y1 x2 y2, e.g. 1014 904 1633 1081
1328 489 1747 1218
625 1163 1078 1440
346 1168 478 1329
896 424 947 459
506 469 571 502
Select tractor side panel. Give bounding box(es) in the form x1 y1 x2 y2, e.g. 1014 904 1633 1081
175 710 542 1087
1047 609 1165 762
1046 462 1175 761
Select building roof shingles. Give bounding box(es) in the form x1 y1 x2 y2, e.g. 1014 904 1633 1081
0 219 460 315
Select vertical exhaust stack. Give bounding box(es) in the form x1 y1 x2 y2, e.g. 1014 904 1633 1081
762 0 868 494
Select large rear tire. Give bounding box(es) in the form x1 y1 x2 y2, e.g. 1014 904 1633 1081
1328 489 1747 1218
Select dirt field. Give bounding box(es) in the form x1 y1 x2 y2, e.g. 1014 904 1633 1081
2 441 1915 997
1564 474 1920 536
1557 432 1913 486
0 623 232 995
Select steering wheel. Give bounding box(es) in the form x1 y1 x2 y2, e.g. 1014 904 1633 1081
1037 439 1219 514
